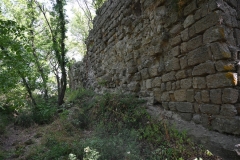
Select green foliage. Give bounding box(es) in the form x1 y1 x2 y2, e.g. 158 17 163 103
32 103 57 125
27 137 72 160
92 0 106 10
14 96 57 127
66 88 94 103
0 149 6 160
83 146 100 160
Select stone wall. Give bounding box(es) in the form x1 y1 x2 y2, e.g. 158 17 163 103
69 0 240 135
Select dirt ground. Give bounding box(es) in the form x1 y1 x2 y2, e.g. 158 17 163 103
0 123 43 160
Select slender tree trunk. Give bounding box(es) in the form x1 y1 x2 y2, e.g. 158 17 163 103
56 0 67 106
36 0 67 106
20 74 37 106
29 0 48 101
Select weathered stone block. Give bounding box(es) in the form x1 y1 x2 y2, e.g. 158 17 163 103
235 104 240 115
235 29 240 46
181 28 189 42
210 89 222 104
184 0 197 16
193 77 206 89
194 92 201 103
152 77 161 87
161 83 166 92
194 103 200 113
176 70 187 80
161 92 170 101
141 80 146 90
180 56 188 69
222 88 239 104
180 113 193 121
181 42 187 53
210 42 231 60
203 26 226 44
200 104 220 115
149 65 159 77
169 102 177 111
186 35 203 51
193 8 202 20
162 102 169 110
206 73 236 88
186 89 194 102
146 79 152 89
184 14 194 28
212 117 240 135
141 68 150 80
162 71 176 82
127 82 140 92
175 102 194 113
174 89 187 101
188 25 196 38
170 35 181 47
194 10 220 34
201 90 210 103
170 23 183 36
215 60 235 72
128 66 138 74
220 104 237 117
192 61 216 76
187 46 211 66
132 72 141 81
192 114 201 124
165 57 180 71
170 46 180 57
172 82 176 90
180 78 192 89
153 88 161 103
166 82 171 91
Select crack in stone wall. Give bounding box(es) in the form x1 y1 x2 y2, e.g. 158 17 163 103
69 0 240 136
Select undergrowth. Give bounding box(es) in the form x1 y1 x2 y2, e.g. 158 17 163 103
14 96 58 127
20 88 218 159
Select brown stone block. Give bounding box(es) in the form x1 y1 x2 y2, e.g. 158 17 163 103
174 89 187 101
201 90 210 103
152 77 161 87
206 73 236 88
186 89 194 102
184 0 197 16
210 42 231 60
187 46 211 66
186 35 203 51
180 78 192 89
194 10 221 34
162 71 176 82
203 26 226 44
153 88 162 103
210 89 222 104
200 104 220 115
193 77 206 89
220 104 237 117
192 61 216 76
161 92 170 101
175 102 194 113
212 116 240 135
222 88 239 104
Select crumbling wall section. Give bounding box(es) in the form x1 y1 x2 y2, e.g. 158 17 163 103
70 0 240 135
